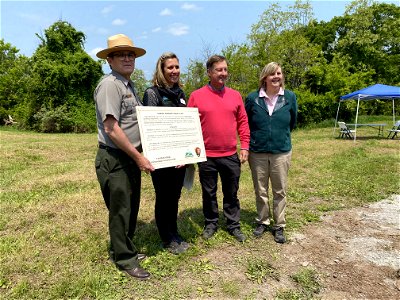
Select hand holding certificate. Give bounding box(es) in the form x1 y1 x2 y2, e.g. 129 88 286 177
136 106 206 169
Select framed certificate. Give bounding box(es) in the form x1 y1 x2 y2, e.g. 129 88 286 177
136 106 207 169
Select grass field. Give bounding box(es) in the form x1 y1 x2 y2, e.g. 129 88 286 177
0 118 399 299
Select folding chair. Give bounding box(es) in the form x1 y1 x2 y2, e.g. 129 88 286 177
387 120 400 139
338 122 355 139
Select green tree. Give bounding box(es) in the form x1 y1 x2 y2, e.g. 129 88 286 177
0 39 19 71
27 20 103 132
304 0 400 87
0 40 31 124
131 69 149 100
336 0 400 84
222 43 259 97
246 0 318 90
248 0 315 70
182 59 208 97
181 42 217 97
302 17 342 63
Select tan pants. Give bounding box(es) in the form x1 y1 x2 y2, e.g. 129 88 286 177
248 151 292 229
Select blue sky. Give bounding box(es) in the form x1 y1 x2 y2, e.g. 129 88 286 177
1 1 397 79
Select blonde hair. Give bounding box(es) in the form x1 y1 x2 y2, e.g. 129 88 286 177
258 62 285 90
152 52 182 88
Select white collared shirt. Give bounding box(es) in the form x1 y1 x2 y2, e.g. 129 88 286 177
259 87 284 116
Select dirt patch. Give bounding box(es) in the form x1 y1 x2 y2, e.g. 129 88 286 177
285 194 400 299
181 195 400 299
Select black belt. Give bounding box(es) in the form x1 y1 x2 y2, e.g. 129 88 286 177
98 143 121 152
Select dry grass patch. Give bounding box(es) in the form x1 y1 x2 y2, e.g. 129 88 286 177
0 123 398 299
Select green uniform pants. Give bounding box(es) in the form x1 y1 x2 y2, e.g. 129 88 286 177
95 146 141 270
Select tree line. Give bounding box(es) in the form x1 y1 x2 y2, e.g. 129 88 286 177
1 0 399 132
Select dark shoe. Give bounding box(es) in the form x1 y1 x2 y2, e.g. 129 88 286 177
174 234 190 251
273 227 286 244
179 240 190 251
110 253 147 264
137 253 147 261
202 226 217 240
230 228 246 242
125 267 150 279
253 224 268 237
164 241 186 254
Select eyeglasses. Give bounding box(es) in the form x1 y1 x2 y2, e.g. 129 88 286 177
111 52 136 61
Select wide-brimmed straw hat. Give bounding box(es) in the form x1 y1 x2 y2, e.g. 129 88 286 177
96 34 146 59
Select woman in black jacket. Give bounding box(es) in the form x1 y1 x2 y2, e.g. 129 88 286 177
143 52 188 254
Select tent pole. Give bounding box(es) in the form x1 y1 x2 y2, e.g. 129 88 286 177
354 96 360 142
393 98 395 125
334 101 341 137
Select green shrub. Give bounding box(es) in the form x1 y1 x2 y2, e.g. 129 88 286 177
295 90 353 127
33 105 73 133
30 98 96 133
0 107 9 125
69 100 97 133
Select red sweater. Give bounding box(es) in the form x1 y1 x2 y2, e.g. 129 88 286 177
188 85 250 157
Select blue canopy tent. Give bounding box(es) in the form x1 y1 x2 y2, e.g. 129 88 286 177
335 84 400 140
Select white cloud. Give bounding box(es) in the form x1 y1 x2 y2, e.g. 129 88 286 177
167 23 189 36
101 5 114 15
160 8 173 16
111 18 126 26
152 27 162 33
181 3 201 11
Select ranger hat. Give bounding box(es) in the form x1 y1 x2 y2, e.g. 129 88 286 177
96 34 146 59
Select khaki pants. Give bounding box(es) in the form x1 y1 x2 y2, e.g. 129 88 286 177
248 151 292 229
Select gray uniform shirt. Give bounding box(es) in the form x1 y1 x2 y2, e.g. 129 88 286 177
94 71 142 151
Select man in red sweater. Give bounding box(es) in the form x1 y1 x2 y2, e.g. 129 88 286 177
188 55 250 242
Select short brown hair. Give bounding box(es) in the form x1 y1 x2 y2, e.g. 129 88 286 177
206 55 227 70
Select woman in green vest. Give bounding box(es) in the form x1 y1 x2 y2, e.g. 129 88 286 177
245 62 298 243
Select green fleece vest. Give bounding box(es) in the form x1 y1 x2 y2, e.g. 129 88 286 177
245 89 298 154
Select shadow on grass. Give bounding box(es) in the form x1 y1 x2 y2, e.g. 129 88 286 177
133 205 259 257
